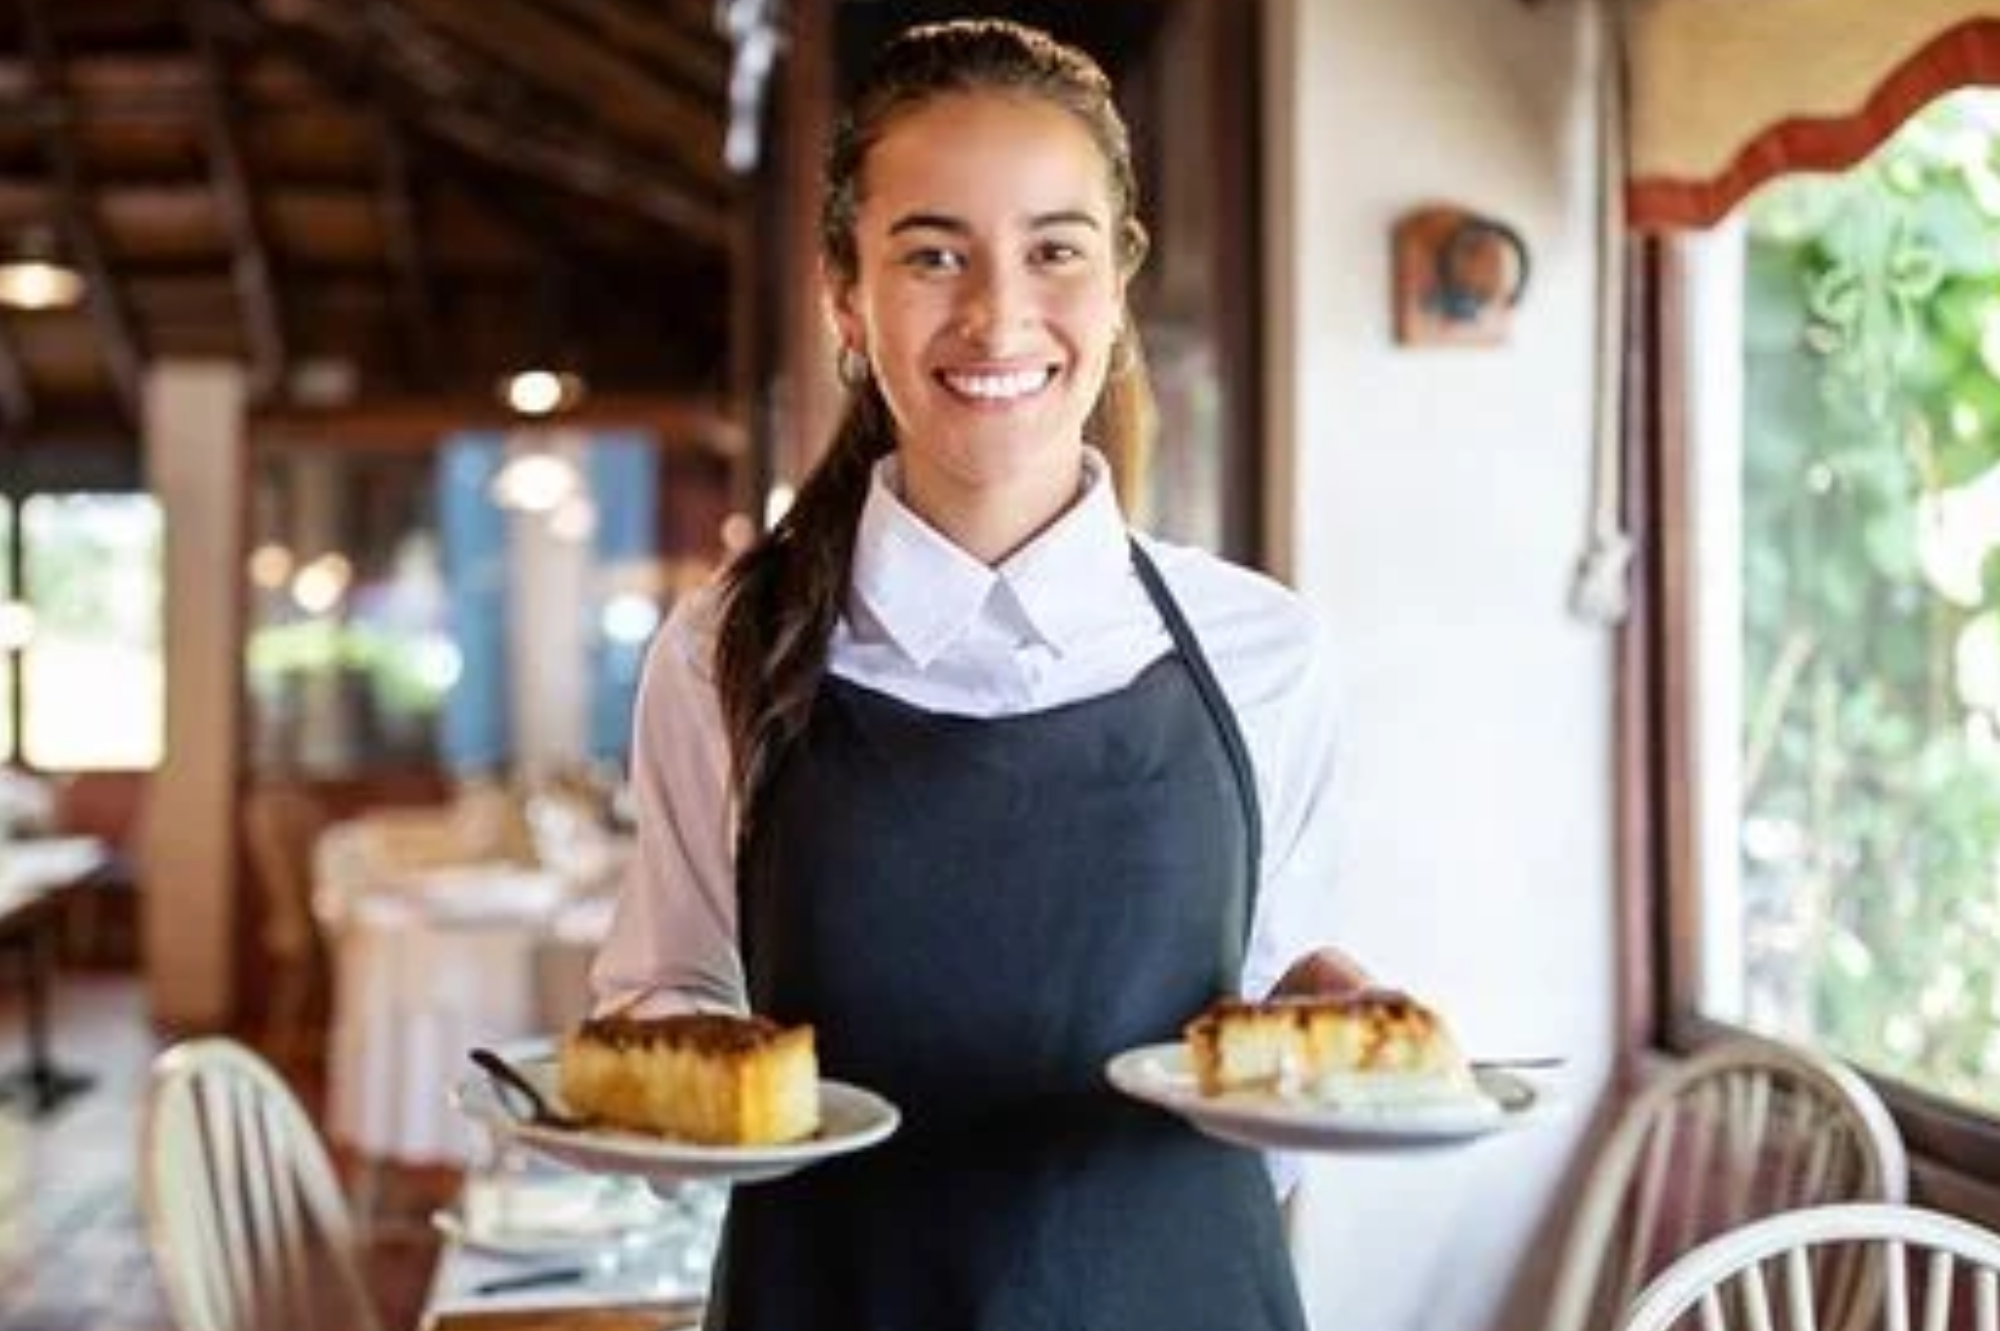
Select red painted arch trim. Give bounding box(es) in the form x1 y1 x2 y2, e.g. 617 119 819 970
1628 16 2000 231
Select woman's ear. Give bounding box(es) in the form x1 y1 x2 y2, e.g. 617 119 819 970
1119 217 1151 279
822 262 863 356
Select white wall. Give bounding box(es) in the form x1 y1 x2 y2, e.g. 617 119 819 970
1263 1 1617 1328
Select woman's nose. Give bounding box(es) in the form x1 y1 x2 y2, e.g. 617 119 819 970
957 268 1028 344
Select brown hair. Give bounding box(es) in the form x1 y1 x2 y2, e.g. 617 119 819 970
714 18 1155 808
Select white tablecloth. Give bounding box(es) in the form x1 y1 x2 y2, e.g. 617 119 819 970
0 836 108 894
324 865 610 1165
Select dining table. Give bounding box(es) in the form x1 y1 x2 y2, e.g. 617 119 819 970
418 1168 722 1331
0 835 110 1115
426 1299 701 1331
427 1310 699 1331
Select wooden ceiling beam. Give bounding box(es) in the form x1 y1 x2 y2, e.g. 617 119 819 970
186 0 287 403
525 0 727 103
392 0 727 189
0 54 201 119
657 0 721 42
0 180 403 268
17 0 145 424
374 118 440 390
0 55 326 122
253 393 744 458
197 0 732 250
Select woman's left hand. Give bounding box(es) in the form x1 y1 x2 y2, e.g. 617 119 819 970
1267 947 1375 1000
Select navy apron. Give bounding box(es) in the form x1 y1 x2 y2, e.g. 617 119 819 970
713 541 1307 1331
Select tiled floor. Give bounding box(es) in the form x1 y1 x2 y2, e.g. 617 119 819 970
0 970 450 1331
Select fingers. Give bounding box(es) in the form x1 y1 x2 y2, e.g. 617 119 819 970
1268 947 1375 1000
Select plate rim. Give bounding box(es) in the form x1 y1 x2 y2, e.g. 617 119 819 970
451 1043 902 1175
1104 1040 1546 1149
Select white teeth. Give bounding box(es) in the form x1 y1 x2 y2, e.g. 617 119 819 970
942 367 1052 401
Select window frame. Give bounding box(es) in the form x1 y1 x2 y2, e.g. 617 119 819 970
1629 233 2000 1220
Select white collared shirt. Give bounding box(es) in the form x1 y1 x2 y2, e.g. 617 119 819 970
592 449 1345 1017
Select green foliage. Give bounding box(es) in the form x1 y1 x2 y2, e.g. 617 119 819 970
1739 93 2000 1110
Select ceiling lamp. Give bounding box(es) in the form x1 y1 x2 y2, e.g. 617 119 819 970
0 228 84 312
490 430 586 514
498 368 586 417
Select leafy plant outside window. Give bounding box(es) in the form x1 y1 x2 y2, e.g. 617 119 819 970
1729 90 2000 1112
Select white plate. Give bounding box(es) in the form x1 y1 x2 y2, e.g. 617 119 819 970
429 1173 680 1259
452 1042 901 1185
431 1206 679 1260
1104 1042 1550 1152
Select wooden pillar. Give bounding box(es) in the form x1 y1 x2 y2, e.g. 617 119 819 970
140 361 246 1031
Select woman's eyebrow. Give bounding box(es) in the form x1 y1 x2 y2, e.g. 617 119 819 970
888 212 968 237
1028 210 1103 231
885 209 1105 237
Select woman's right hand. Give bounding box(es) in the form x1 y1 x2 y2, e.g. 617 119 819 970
1266 947 1375 1000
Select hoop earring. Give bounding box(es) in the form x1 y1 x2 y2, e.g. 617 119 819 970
1107 331 1136 380
837 345 872 389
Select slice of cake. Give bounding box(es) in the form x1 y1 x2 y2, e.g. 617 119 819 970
558 1013 820 1146
1183 991 1483 1109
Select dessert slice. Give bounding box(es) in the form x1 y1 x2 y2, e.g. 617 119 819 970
1182 991 1483 1109
558 1013 820 1146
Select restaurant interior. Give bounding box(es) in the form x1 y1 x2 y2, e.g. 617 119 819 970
4 0 2000 1329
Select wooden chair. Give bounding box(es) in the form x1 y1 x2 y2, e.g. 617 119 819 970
1618 1203 2000 1331
140 1037 384 1331
242 782 331 1058
1547 1037 1909 1331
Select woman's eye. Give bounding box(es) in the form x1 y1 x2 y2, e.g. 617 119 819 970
903 248 965 274
1031 239 1091 268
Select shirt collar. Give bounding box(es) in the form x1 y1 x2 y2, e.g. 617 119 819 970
848 449 1132 668
996 450 1132 653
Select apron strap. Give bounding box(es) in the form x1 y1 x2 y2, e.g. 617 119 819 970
1127 538 1264 904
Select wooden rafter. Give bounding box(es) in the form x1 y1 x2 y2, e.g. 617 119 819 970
374 118 440 389
425 147 636 321
657 0 721 42
393 0 728 189
186 0 287 403
17 0 145 422
0 314 33 431
525 0 728 104
197 0 732 249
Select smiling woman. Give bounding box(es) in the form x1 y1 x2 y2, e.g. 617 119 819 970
592 17 1360 1331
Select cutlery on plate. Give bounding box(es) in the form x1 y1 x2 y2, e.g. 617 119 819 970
469 1047 589 1130
471 1264 590 1297
1470 1056 1567 1072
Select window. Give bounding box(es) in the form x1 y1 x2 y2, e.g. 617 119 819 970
1671 90 2000 1125
245 432 730 778
0 492 164 771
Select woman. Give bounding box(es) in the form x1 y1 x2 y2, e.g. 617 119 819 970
595 18 1366 1329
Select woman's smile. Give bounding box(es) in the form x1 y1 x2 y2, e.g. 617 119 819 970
934 363 1061 405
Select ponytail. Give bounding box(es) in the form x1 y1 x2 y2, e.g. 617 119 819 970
714 383 894 807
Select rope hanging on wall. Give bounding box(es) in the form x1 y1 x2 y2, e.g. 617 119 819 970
1571 0 1634 627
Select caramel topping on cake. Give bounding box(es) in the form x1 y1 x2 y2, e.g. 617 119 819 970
577 1013 787 1055
1185 992 1440 1065
1182 990 1479 1105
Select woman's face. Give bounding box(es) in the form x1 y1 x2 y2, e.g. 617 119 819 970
832 91 1126 542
